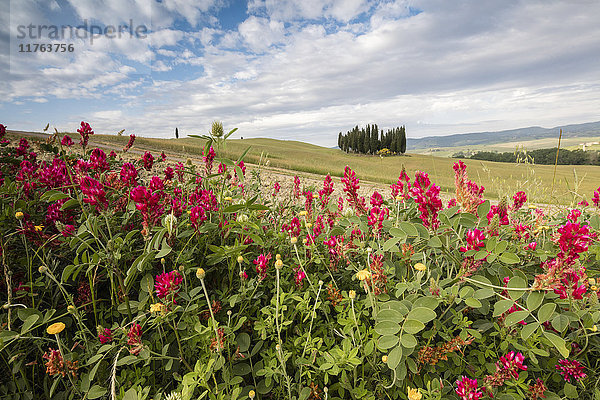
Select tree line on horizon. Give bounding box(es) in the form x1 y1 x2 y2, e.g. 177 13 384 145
338 124 407 155
460 147 600 165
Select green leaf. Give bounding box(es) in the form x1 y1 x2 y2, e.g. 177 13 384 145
474 288 494 299
521 322 539 341
40 190 71 202
564 382 578 399
155 239 172 258
237 333 251 353
406 307 436 324
383 237 400 252
378 335 399 350
375 321 401 336
543 331 569 358
538 303 556 323
88 385 107 399
377 309 403 322
477 200 490 220
386 346 403 369
60 198 80 211
507 276 527 300
399 222 418 236
231 363 251 376
401 334 417 348
21 314 39 334
465 297 482 308
500 252 520 264
403 319 425 334
299 387 312 400
474 250 488 260
493 299 515 317
551 314 570 333
526 291 544 311
428 236 442 248
504 310 529 326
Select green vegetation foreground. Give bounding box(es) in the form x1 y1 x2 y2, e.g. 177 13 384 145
1 122 600 400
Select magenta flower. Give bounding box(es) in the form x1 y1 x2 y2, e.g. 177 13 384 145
90 148 109 172
0 123 5 138
342 166 367 214
455 376 483 400
410 171 443 230
155 271 183 300
272 181 281 197
164 166 174 181
487 204 509 226
142 151 154 171
512 191 527 210
526 242 537 251
390 169 411 199
77 121 94 148
593 187 600 207
130 185 165 232
149 176 164 192
61 135 74 146
127 323 143 355
498 351 527 379
556 359 587 383
203 146 215 174
318 174 333 207
123 134 135 152
293 266 305 286
80 176 107 209
253 253 272 280
460 229 486 252
98 328 112 344
293 176 301 199
189 205 207 229
120 163 138 186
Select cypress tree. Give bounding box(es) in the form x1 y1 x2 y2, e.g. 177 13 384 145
338 132 342 149
400 126 407 154
175 127 179 139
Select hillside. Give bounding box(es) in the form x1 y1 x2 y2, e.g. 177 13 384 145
408 121 600 150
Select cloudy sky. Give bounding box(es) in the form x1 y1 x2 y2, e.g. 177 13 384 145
1 0 599 146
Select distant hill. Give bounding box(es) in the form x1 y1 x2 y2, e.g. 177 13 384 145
407 121 600 150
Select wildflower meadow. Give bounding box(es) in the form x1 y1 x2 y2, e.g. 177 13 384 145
1 122 600 400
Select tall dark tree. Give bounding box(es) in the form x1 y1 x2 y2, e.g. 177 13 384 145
400 126 407 154
175 127 179 139
338 132 342 149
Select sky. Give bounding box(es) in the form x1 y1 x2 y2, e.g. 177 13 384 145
1 0 599 147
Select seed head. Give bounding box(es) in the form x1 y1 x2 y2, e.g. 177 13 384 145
196 268 206 280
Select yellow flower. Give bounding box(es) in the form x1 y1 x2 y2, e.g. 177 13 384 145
592 285 598 292
237 255 244 263
592 325 598 332
589 278 596 285
67 305 76 313
249 390 256 399
47 322 65 335
275 259 283 269
150 303 166 314
349 290 356 299
305 222 312 229
356 269 371 281
15 211 24 220
275 254 281 260
290 237 298 244
407 387 422 400
382 355 388 363
225 196 233 201
414 263 427 272
34 225 44 232
299 210 308 217
196 268 206 279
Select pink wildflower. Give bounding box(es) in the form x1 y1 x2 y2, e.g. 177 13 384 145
203 147 215 174
410 171 443 230
155 271 183 300
80 176 108 209
593 187 600 207
127 323 143 355
123 134 135 152
293 176 301 199
164 166 174 181
341 166 367 214
120 163 138 186
455 376 483 400
61 135 74 146
189 206 207 229
390 169 411 199
142 152 154 171
77 121 94 149
556 359 587 383
98 328 112 344
272 181 281 197
460 229 486 252
512 191 527 210
293 266 305 286
318 174 334 208
453 161 485 213
253 253 272 280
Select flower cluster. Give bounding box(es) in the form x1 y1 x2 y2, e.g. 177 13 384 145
98 327 113 344
318 174 334 208
410 171 443 230
555 359 587 383
512 191 527 210
342 166 367 214
43 348 79 378
127 323 143 355
142 151 154 171
80 176 108 209
453 161 485 213
390 169 410 199
61 135 74 147
77 121 94 148
253 253 272 280
123 134 135 152
482 352 527 394
460 229 486 252
120 162 138 186
155 271 183 301
455 376 483 400
130 185 165 233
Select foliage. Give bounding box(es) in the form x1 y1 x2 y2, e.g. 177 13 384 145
465 147 600 166
1 122 600 400
338 124 407 155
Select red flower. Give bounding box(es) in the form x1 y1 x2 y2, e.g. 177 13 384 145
98 327 113 344
455 376 483 400
77 121 94 148
155 271 183 300
253 253 272 280
556 359 587 383
142 151 154 171
61 135 74 146
512 191 527 210
127 323 143 355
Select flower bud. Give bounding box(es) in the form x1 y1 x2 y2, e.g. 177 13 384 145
414 263 427 272
225 196 233 201
249 390 256 399
290 237 297 244
318 280 323 286
275 344 281 351
237 255 244 263
299 210 308 217
161 258 165 265
15 211 24 220
38 265 48 274
349 290 356 299
382 355 388 363
275 254 281 260
275 259 283 269
67 305 76 313
305 222 312 229
196 268 206 279
227 310 232 316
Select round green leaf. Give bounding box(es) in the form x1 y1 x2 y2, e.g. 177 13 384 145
375 321 401 336
403 319 425 334
401 334 417 348
406 307 436 324
378 335 399 350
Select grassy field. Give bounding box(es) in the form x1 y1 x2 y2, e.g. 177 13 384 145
84 133 600 205
414 136 600 157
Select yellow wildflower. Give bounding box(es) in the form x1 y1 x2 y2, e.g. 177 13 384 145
225 196 233 201
414 263 427 272
237 255 244 263
47 322 65 335
290 237 297 244
305 222 312 229
349 290 356 299
276 254 281 260
299 210 308 217
589 278 596 285
34 225 44 232
275 259 283 269
407 387 422 400
382 355 388 363
15 211 24 220
356 269 371 281
592 325 598 332
150 303 166 314
196 268 206 279
248 390 256 399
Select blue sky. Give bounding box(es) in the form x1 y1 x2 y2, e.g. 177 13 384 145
1 0 599 146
